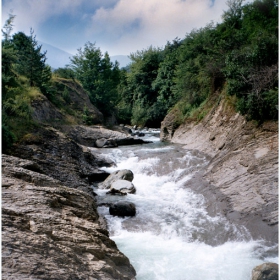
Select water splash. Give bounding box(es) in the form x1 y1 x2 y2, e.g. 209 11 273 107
95 142 278 279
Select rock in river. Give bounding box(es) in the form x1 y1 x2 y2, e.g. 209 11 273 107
251 263 278 280
99 169 134 189
109 202 136 217
108 180 136 195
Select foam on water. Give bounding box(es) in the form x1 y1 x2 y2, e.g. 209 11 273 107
95 142 278 279
111 232 277 280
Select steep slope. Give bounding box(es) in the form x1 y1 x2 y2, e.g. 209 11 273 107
2 78 140 279
31 78 103 125
161 96 278 242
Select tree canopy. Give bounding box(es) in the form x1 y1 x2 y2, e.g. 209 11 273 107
70 42 120 116
116 0 278 126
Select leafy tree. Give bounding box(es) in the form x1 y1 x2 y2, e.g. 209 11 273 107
2 14 17 96
173 24 218 111
12 30 51 89
2 18 52 150
152 39 181 116
125 46 163 126
70 42 120 116
223 0 278 121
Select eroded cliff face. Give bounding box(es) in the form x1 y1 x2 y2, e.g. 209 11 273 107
2 155 136 280
2 124 139 279
161 97 278 242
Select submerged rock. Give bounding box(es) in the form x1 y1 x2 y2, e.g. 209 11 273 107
251 263 278 280
109 202 136 217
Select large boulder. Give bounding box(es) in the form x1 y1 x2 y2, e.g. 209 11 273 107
109 202 136 217
95 138 118 148
251 263 278 280
99 170 134 189
108 180 136 194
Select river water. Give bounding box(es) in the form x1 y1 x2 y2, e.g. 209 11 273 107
94 130 278 280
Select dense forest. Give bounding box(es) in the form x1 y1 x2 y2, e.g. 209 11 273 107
2 0 278 150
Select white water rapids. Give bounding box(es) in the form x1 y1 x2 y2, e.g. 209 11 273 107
93 130 278 280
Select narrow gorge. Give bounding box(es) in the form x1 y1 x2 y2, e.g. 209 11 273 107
2 92 278 279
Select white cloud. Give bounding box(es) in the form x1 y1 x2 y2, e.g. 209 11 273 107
1 0 117 33
2 0 232 56
88 0 229 55
2 0 83 33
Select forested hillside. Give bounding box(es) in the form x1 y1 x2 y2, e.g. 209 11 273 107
2 0 278 151
116 0 278 126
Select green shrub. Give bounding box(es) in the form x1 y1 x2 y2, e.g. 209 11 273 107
82 107 93 125
2 123 16 151
62 87 71 103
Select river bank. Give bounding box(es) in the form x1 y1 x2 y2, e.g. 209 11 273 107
2 125 144 280
161 97 278 244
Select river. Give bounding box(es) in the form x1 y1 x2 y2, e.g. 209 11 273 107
94 130 278 280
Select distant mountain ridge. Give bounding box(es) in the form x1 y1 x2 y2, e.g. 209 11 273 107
39 42 131 69
39 42 73 70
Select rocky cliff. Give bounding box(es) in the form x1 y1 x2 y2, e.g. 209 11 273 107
2 78 140 279
161 96 278 243
2 154 136 279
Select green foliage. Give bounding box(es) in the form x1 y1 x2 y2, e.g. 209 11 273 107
62 86 71 103
12 30 51 90
53 67 76 79
223 0 278 121
118 46 166 126
82 106 93 125
131 100 149 126
1 18 52 148
70 42 120 116
2 123 16 151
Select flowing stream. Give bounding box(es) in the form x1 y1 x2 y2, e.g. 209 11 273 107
94 130 278 280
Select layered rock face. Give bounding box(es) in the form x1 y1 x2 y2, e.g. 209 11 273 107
2 124 139 279
2 155 136 280
60 125 149 148
10 126 112 195
161 98 278 242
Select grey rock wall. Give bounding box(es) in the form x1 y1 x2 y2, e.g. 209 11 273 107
2 154 136 280
161 98 278 242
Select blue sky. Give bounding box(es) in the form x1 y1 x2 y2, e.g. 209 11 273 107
2 0 232 57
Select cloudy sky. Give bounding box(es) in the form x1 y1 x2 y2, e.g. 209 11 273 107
2 0 232 56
